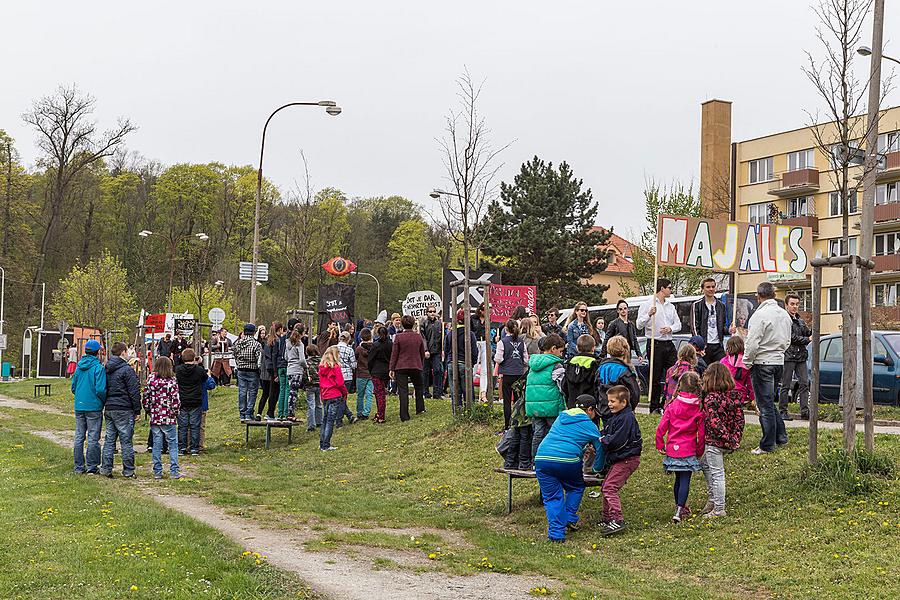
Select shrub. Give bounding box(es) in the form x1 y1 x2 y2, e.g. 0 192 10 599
801 447 897 495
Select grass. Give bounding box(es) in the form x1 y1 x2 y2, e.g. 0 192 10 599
3 378 900 598
786 401 900 423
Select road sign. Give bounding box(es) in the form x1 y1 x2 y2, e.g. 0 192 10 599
239 261 269 282
0 334 6 350
208 307 226 324
58 320 68 336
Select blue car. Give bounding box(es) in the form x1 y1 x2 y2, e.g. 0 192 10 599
813 331 900 406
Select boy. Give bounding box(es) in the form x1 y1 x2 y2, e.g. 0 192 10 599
502 389 533 471
598 385 642 536
688 335 709 375
563 334 600 408
175 348 207 455
72 339 107 474
525 333 567 462
100 341 141 478
596 335 642 421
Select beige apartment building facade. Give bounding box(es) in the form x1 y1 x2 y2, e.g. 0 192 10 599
700 100 900 333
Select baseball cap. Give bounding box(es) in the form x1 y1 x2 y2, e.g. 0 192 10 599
688 335 707 351
85 340 101 354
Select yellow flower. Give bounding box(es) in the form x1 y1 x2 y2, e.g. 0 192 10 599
428 553 437 560
130 585 138 591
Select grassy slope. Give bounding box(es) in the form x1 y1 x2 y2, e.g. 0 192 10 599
2 379 899 599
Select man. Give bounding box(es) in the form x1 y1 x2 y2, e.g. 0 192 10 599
71 339 107 474
171 333 189 366
779 293 812 421
157 333 173 358
600 299 642 360
690 277 727 364
233 323 262 422
444 308 479 408
420 305 444 399
99 341 142 478
743 282 792 455
541 308 564 338
636 278 681 414
209 327 232 385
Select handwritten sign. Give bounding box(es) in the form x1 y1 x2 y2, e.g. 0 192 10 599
488 285 537 323
317 283 356 333
402 290 442 319
657 214 813 275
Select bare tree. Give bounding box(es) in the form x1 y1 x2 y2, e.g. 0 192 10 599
22 85 135 318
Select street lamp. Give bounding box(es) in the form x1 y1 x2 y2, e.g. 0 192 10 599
249 100 342 323
351 270 381 317
430 188 463 199
858 45 900 66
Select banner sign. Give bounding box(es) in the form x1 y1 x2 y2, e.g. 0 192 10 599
174 318 195 337
488 285 537 323
402 290 442 319
441 269 501 320
143 313 166 334
656 214 813 275
317 283 356 333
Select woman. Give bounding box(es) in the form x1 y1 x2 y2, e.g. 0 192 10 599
564 301 594 359
367 326 393 423
593 317 606 351
521 317 543 360
262 323 284 421
470 305 486 342
255 325 270 420
600 299 642 360
388 315 426 422
511 305 528 322
285 324 307 422
494 319 528 429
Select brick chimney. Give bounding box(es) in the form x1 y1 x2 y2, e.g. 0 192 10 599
700 99 732 219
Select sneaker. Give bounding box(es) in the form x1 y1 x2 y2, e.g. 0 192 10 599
565 522 580 532
171 472 183 480
751 447 773 455
190 451 199 456
700 501 715 515
100 471 112 478
587 490 602 499
672 506 682 523
266 415 279 422
153 473 163 480
702 509 727 518
680 505 693 520
781 411 793 421
596 519 611 528
254 414 262 421
348 415 358 424
320 446 338 452
777 439 789 448
602 520 627 536
123 473 136 479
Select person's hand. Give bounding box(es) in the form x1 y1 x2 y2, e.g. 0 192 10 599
425 351 430 359
729 324 737 335
648 306 657 317
389 371 395 380
657 448 666 455
660 327 672 335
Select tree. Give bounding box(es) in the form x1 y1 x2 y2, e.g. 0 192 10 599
483 156 612 309
49 251 136 332
170 283 239 333
387 219 440 292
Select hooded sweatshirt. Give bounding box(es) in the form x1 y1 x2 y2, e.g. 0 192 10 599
600 405 643 464
71 354 107 412
534 408 604 471
656 393 705 458
175 363 208 409
563 354 599 408
595 357 641 420
104 355 141 415
721 353 755 405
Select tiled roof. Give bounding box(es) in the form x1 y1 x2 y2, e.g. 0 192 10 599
590 227 635 275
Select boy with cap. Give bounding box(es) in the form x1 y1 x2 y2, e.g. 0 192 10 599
688 335 709 376
71 339 107 474
233 323 262 422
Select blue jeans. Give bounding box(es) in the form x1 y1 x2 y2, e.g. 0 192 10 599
178 406 203 453
535 460 585 541
306 387 323 430
531 416 556 461
319 398 342 449
151 424 180 476
423 353 444 397
356 377 373 417
236 370 259 421
751 364 787 452
100 410 136 476
74 410 103 473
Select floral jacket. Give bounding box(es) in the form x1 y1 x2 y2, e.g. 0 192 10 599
142 373 181 425
702 390 747 451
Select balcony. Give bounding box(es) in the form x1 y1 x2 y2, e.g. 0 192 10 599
874 201 900 223
768 169 820 197
873 253 900 273
781 214 818 234
875 151 900 183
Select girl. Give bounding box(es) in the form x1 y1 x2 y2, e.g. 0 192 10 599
304 345 323 431
663 344 699 406
700 362 745 518
593 317 606 350
494 319 529 429
721 336 755 410
656 371 705 523
520 317 543 363
256 325 270 420
318 346 348 451
367 326 393 423
355 328 374 419
564 301 594 359
142 356 182 480
285 324 307 422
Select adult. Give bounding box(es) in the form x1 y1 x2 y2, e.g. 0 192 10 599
285 323 308 422
233 323 262 422
592 317 606 351
636 278 681 414
72 340 107 474
743 282 791 454
521 317 544 360
600 299 642 360
512 305 528 322
420 304 444 399
564 301 594 359
470 305 487 342
171 333 189 366
389 315 426 421
690 277 727 364
542 308 564 338
317 322 339 355
368 326 393 423
157 333 173 358
779 292 812 421
209 327 233 385
494 319 529 429
274 320 292 419
100 342 142 478
444 308 479 408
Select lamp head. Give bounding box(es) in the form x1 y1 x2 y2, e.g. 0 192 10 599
429 190 442 199
317 100 337 107
858 46 872 56
325 105 342 116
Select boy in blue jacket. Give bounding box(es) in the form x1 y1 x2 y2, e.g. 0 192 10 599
71 339 107 474
598 385 642 536
533 394 604 542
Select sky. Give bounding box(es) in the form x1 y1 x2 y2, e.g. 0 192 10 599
3 1 898 242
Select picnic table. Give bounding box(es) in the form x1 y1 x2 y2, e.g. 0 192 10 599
34 383 51 397
244 419 295 449
493 467 604 514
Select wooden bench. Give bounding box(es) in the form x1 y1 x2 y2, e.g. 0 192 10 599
494 467 604 514
244 420 295 449
33 383 51 398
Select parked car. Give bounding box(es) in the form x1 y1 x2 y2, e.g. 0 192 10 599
811 331 900 406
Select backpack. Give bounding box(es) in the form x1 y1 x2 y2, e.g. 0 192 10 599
663 361 694 406
563 355 599 408
595 359 640 421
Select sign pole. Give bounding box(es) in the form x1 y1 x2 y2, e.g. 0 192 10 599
647 223 660 409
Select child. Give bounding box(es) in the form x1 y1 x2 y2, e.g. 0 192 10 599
563 334 599 408
318 346 348 451
495 319 529 429
142 356 182 479
700 362 746 518
688 335 709 376
525 333 567 462
199 365 216 450
721 336 755 410
533 395 604 542
175 348 207 456
656 371 705 523
336 331 358 425
285 325 307 422
355 328 374 419
598 385 643 536
501 389 533 471
305 345 324 432
596 335 641 421
368 326 393 423
663 344 699 407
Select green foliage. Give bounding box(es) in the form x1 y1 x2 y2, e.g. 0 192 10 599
802 447 896 495
170 284 240 333
483 156 612 309
387 219 441 291
49 251 136 331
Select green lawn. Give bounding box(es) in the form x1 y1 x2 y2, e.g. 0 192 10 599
2 378 900 599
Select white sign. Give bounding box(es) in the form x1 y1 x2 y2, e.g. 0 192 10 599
0 334 6 350
239 261 269 282
402 290 442 319
766 271 806 283
208 307 226 324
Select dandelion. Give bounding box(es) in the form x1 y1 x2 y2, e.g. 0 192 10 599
428 553 437 560
130 585 138 591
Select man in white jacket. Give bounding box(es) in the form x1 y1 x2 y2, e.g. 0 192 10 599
743 282 791 454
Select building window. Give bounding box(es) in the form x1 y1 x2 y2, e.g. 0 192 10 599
749 157 774 184
874 232 900 256
748 202 770 224
829 190 859 216
827 288 842 312
876 182 899 206
874 283 900 307
828 237 858 257
788 149 815 171
830 142 865 168
878 131 900 154
788 196 812 218
786 289 813 311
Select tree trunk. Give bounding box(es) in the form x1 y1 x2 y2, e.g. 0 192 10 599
80 190 94 264
3 141 11 259
26 175 65 320
842 263 859 454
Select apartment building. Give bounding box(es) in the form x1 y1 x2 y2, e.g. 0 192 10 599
700 100 900 333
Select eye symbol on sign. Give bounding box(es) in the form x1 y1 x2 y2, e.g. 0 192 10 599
322 256 357 277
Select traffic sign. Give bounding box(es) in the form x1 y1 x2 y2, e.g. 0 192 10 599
239 261 269 282
0 334 7 350
58 320 68 336
208 307 226 324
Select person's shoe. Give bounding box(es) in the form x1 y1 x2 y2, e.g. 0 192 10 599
240 419 249 424
145 447 153 453
171 472 183 480
565 522 580 532
587 490 602 499
306 427 316 432
650 409 662 415
357 414 369 420
602 520 627 536
781 411 793 421
680 506 693 519
100 471 112 478
777 440 789 448
254 414 262 421
548 537 565 544
700 501 715 515
596 519 611 529
751 447 773 455
123 473 136 479
320 446 338 452
265 415 278 422
672 506 682 523
800 410 810 420
417 409 428 415
702 509 727 519
348 415 358 424
86 470 101 475
153 473 163 480
190 450 199 456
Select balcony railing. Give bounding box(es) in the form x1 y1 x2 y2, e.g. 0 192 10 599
876 150 900 183
873 253 900 273
767 168 820 197
781 214 819 234
874 201 900 223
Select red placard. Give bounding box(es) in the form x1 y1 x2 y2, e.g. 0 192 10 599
144 313 166 334
488 285 537 323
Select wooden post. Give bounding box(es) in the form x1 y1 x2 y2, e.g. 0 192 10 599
646 245 660 409
809 264 822 466
842 263 859 454
450 288 459 417
483 284 494 408
861 260 874 452
462 277 475 412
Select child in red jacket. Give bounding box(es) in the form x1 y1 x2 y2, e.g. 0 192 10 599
699 362 746 519
720 336 755 410
318 346 348 451
656 370 705 523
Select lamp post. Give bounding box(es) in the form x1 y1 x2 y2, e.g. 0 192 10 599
0 266 5 369
351 271 381 317
249 100 342 323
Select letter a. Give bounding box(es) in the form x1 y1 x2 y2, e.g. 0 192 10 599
713 224 739 270
738 225 761 272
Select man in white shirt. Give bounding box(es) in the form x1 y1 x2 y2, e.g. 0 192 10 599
636 278 682 413
743 282 791 454
690 277 728 364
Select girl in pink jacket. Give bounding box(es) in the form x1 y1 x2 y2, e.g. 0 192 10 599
318 346 348 451
656 371 705 523
721 336 755 408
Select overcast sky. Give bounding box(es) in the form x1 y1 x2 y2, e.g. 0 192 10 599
4 1 898 241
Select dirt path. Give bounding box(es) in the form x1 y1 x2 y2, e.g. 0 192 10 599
0 395 68 415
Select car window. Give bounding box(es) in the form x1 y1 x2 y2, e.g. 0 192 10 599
823 338 842 362
874 337 888 358
884 334 900 357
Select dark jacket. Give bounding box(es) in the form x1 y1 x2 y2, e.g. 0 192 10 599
541 322 564 338
273 333 289 370
171 338 189 357
157 338 173 357
260 341 274 381
470 316 486 342
104 356 142 415
421 317 443 354
355 342 373 379
175 363 208 409
595 357 641 420
563 354 600 408
785 313 812 362
444 326 479 364
600 405 643 464
367 338 393 380
690 297 727 345
600 318 642 359
389 330 425 371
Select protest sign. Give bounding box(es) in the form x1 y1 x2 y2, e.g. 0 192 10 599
488 284 537 323
441 269 501 320
402 290 442 318
317 283 356 333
